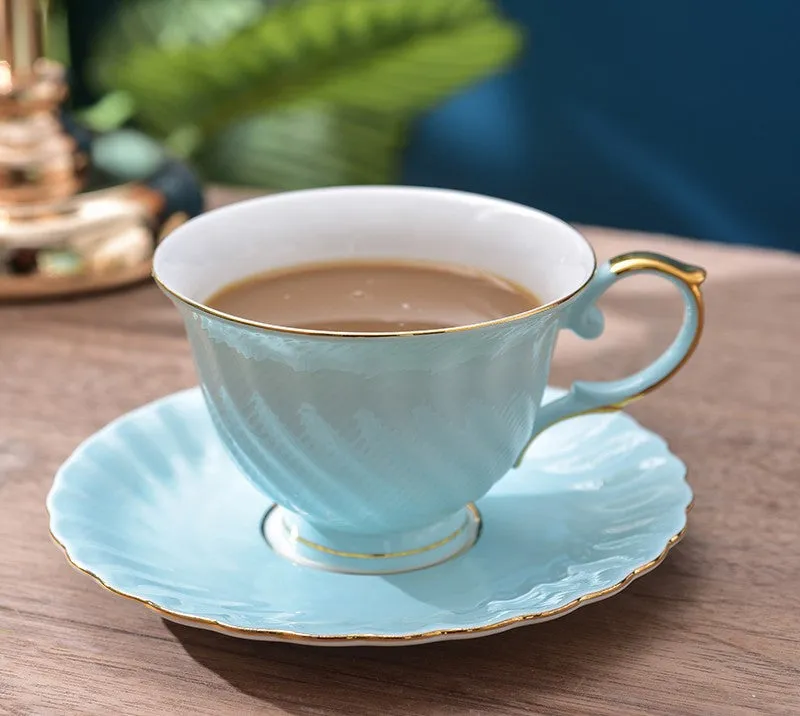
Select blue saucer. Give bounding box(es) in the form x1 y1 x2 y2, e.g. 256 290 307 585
47 387 692 646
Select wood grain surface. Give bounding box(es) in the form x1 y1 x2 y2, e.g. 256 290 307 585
1 188 799 715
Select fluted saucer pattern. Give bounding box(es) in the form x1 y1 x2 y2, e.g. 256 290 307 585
47 387 692 645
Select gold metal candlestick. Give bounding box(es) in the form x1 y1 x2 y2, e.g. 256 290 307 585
0 0 199 301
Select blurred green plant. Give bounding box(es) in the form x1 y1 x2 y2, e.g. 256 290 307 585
43 0 70 65
82 0 522 189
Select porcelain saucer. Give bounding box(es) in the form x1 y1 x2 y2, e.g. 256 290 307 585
47 387 692 646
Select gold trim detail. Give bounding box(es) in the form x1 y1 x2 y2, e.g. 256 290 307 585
515 252 707 466
151 267 595 339
274 503 480 560
151 203 598 338
46 499 693 645
605 251 706 409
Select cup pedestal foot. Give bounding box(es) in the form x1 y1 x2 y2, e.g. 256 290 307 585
261 504 481 575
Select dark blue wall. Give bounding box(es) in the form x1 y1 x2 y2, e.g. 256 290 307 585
68 0 800 250
402 1 800 250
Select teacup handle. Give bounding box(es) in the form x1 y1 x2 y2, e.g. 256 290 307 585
515 251 706 466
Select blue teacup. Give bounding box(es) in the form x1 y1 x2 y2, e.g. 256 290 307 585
154 187 705 574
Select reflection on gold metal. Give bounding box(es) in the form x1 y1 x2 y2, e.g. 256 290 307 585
1 0 43 75
0 0 82 204
0 0 170 301
0 108 87 204
514 252 707 467
605 251 706 408
272 503 479 560
46 498 692 645
0 182 166 300
0 0 63 113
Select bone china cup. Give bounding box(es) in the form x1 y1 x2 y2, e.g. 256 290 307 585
153 187 706 575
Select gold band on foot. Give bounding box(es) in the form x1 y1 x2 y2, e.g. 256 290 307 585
261 504 482 575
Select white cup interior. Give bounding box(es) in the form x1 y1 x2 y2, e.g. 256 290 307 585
154 187 596 310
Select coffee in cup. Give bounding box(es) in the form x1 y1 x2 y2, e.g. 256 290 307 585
153 187 705 574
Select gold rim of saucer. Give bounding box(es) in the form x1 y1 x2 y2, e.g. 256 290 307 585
46 498 692 645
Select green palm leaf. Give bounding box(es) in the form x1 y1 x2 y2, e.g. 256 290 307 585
43 0 70 65
90 0 267 72
195 103 407 189
94 0 522 138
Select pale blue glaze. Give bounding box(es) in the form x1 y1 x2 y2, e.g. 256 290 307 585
533 261 704 433
163 255 700 572
177 298 560 541
47 387 693 643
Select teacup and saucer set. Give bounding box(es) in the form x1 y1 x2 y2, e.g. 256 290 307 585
47 188 704 645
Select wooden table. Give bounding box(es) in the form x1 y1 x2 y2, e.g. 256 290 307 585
2 190 799 714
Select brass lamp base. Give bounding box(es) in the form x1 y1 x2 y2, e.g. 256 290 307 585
0 157 194 301
0 147 198 302
1 258 153 300
0 0 202 301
